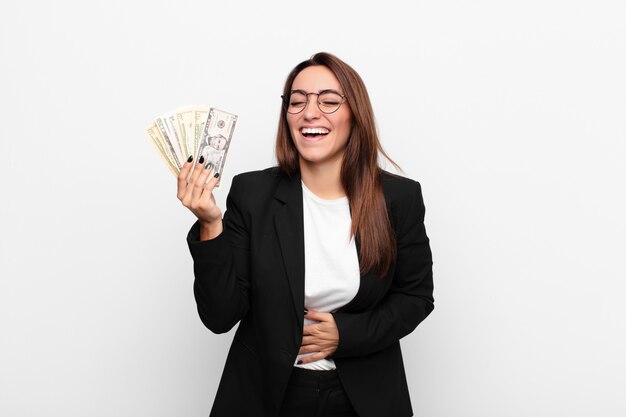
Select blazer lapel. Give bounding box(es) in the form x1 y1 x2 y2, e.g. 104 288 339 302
272 171 392 318
273 173 305 325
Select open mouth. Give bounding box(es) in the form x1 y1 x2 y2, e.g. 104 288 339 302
300 127 330 138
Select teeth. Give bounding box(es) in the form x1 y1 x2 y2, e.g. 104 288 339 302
301 127 329 135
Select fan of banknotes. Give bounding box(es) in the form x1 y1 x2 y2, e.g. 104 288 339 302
145 106 237 187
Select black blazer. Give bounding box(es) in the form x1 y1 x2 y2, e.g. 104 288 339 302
187 167 434 417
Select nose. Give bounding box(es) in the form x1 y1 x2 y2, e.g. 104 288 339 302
302 93 321 120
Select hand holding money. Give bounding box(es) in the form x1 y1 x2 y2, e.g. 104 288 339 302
177 156 223 240
147 104 237 239
146 105 237 188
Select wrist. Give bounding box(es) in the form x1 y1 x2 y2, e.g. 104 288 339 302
199 220 223 240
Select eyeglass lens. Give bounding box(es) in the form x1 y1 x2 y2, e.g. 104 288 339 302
286 91 344 114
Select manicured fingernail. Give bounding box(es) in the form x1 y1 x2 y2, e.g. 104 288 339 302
198 156 205 164
205 162 213 170
214 172 220 178
297 360 303 365
187 155 193 163
304 309 308 315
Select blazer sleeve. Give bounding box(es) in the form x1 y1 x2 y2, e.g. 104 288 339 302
187 175 251 334
331 180 434 358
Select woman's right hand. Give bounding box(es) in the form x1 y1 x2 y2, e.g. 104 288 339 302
177 156 223 240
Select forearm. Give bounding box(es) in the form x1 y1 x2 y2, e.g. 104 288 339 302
193 249 248 334
188 221 250 334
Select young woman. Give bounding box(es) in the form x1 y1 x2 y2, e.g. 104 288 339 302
177 52 434 417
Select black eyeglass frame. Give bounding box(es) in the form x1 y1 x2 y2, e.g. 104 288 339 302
281 89 347 114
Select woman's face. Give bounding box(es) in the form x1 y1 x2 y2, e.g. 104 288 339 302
286 65 352 168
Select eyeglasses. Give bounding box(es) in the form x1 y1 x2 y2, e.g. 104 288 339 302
281 89 347 114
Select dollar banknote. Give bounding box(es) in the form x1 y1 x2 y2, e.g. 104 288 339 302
192 105 209 160
165 112 186 166
155 116 184 170
175 106 195 160
146 121 180 176
146 105 237 186
196 108 238 188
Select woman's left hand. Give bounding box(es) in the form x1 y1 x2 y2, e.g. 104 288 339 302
297 310 339 364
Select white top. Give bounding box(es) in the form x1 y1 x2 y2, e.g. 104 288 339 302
294 182 360 370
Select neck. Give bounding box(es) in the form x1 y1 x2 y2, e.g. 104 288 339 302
299 155 345 199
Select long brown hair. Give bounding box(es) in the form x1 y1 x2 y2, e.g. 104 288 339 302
276 52 398 277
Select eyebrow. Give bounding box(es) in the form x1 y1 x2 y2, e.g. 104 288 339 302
290 88 344 95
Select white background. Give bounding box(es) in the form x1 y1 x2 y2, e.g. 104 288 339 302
1 1 625 416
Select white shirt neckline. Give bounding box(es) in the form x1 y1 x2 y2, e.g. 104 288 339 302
301 181 348 206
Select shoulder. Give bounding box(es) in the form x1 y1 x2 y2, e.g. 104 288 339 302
227 167 286 202
380 170 426 226
231 166 282 188
380 170 424 204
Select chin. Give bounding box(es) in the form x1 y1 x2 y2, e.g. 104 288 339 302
297 149 343 167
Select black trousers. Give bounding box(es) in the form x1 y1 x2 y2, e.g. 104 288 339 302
278 367 359 417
